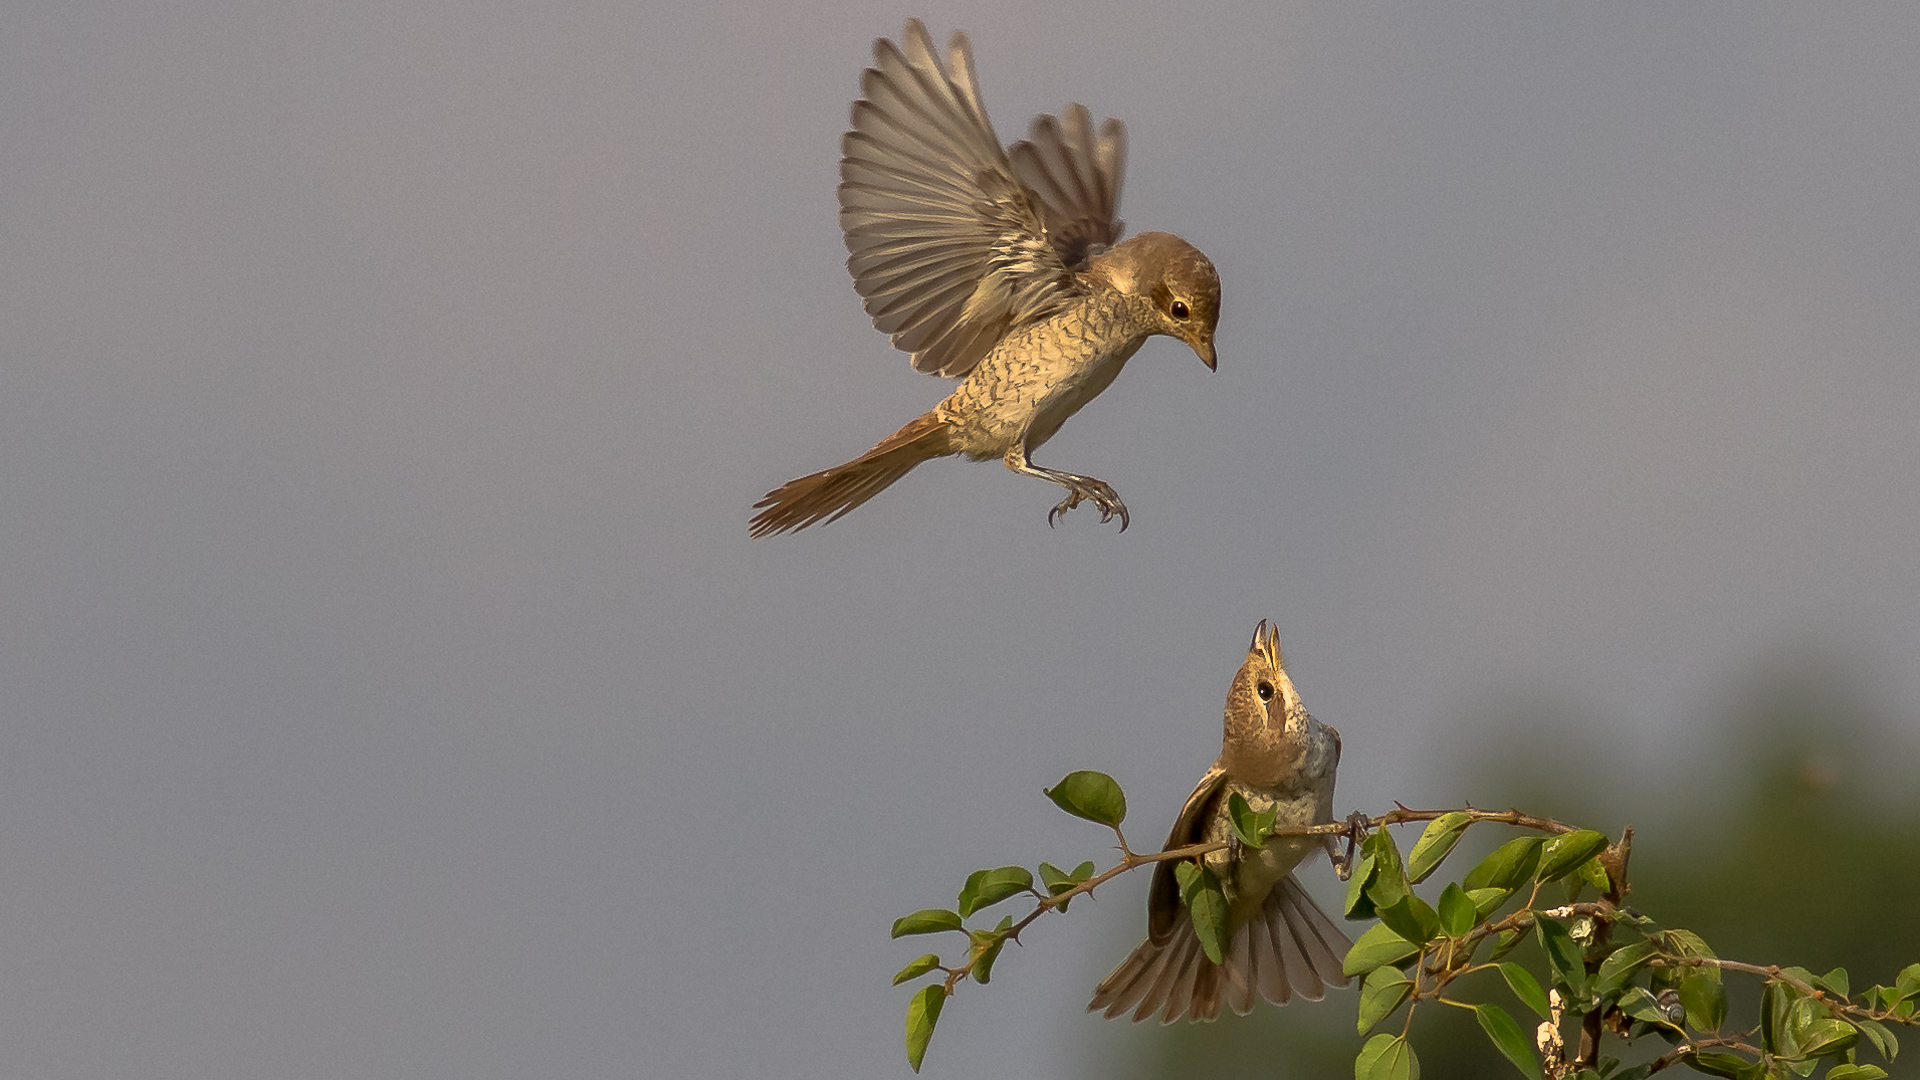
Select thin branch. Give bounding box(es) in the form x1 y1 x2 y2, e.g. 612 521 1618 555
1642 1036 1765 1076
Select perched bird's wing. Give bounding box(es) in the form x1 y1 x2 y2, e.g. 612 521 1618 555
1008 104 1127 270
1145 763 1229 942
1089 762 1352 1023
839 20 1085 378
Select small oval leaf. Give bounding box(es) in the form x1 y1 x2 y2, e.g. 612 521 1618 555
892 954 941 985
1044 771 1127 827
1345 851 1380 920
1344 922 1421 977
1357 966 1414 1034
1376 893 1442 946
1174 861 1230 965
891 909 964 938
957 866 1034 918
1354 1033 1399 1079
905 984 945 1072
1227 791 1277 846
1594 940 1657 997
1359 1033 1420 1080
1363 829 1411 911
1463 837 1546 892
1536 830 1610 884
1536 917 1587 996
1406 812 1473 884
1475 1002 1539 1078
1679 971 1728 1032
1437 883 1477 937
1499 962 1550 1020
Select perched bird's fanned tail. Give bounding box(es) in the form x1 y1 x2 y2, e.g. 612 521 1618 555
750 414 954 537
1088 876 1352 1024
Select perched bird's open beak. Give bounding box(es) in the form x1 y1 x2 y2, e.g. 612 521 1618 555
1189 335 1217 371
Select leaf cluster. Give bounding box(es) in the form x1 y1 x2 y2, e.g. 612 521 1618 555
1342 813 1917 1080
885 772 1920 1078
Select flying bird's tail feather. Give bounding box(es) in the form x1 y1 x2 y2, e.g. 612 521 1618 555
1088 877 1352 1023
750 413 953 537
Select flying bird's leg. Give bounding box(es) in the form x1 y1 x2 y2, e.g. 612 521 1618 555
1003 443 1130 531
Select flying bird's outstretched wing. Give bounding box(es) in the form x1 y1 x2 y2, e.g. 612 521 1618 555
838 20 1125 378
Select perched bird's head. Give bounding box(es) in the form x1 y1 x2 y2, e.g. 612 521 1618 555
1090 231 1221 370
1221 620 1315 786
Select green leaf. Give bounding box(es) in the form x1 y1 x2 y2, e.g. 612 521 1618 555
1227 791 1277 847
1814 967 1851 1001
1686 1050 1758 1079
1618 987 1668 1026
1437 883 1477 937
1363 829 1411 912
1662 928 1720 974
1345 851 1379 920
1038 861 1074 894
1355 1032 1420 1080
904 984 945 1072
1500 962 1550 1020
1536 917 1587 996
1036 857 1082 907
1826 1066 1889 1080
892 954 941 985
1475 1002 1539 1078
1173 861 1229 965
1595 940 1658 997
1344 922 1422 977
1762 981 1793 1055
1406 812 1472 884
969 916 1013 985
1469 887 1511 919
956 865 1034 918
1798 1018 1858 1059
1376 893 1442 946
1785 993 1824 1053
1357 966 1413 1034
1537 830 1610 884
892 909 964 938
1897 963 1920 998
1855 1018 1898 1062
1463 837 1546 891
1044 770 1126 827
1354 1033 1397 1079
1037 861 1087 911
1680 971 1728 1032
1575 856 1611 893
1489 927 1525 962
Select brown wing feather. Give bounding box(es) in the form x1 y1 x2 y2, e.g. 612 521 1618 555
838 21 1085 379
1009 103 1127 269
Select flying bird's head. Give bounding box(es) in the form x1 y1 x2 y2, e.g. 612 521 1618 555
1091 231 1221 370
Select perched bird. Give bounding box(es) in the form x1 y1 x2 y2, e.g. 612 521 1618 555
1089 621 1352 1023
749 19 1221 538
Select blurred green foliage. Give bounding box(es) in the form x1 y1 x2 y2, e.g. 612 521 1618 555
1084 661 1920 1078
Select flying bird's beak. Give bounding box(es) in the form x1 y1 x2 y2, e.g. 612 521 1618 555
1189 334 1217 371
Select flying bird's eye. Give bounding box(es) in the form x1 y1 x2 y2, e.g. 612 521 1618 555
1257 681 1274 702
1170 300 1190 320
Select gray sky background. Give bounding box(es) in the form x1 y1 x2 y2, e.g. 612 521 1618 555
4 3 1918 1078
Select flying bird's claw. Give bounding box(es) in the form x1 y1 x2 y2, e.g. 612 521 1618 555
1046 477 1129 532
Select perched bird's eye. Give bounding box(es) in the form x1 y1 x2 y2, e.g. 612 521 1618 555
1170 299 1190 320
1256 680 1274 701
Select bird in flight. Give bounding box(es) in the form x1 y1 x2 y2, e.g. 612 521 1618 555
750 19 1221 538
1089 621 1352 1023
